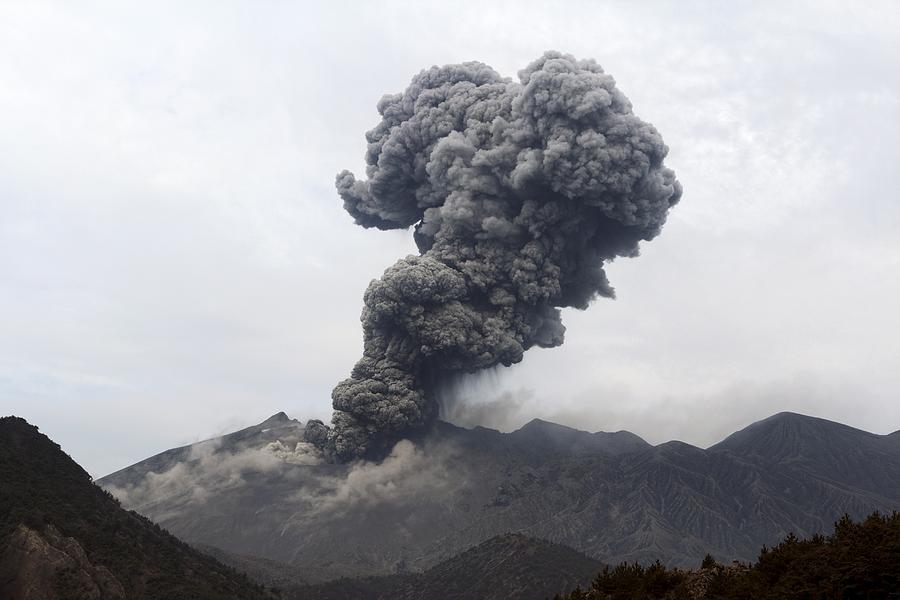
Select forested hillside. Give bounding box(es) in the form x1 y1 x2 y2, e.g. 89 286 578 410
553 511 900 599
0 416 273 600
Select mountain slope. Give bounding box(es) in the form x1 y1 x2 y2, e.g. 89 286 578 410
507 419 650 457
711 411 900 498
0 416 272 600
99 411 306 500
97 411 900 582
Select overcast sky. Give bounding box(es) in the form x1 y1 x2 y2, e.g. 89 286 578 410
2 1 899 477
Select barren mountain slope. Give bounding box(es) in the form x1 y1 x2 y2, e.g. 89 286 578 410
98 412 900 581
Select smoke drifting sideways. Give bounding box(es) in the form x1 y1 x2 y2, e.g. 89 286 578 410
306 51 682 462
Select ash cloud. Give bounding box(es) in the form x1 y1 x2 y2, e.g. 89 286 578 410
102 438 325 517
103 433 458 523
441 389 533 432
435 368 535 432
307 51 682 461
291 439 457 518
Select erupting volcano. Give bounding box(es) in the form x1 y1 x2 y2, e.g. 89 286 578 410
306 51 682 461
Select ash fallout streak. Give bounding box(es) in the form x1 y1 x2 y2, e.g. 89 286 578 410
306 51 682 461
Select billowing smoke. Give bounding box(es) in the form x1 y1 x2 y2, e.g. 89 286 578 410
306 51 682 461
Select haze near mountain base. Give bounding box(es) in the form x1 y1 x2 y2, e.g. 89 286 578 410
306 51 682 461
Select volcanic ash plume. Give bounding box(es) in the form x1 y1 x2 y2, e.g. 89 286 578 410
305 51 682 461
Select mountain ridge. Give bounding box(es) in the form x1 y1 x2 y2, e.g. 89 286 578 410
100 409 900 481
96 410 900 583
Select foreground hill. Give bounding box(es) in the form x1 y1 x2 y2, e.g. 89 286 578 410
0 416 272 600
98 411 900 582
222 533 601 600
553 511 900 599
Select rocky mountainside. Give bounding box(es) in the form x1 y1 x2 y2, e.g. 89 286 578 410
0 416 272 600
97 411 900 583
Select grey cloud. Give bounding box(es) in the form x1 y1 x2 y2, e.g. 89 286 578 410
310 51 682 460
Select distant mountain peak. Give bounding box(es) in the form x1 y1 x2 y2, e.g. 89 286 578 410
755 411 880 432
516 418 578 434
709 411 885 463
760 411 820 424
507 417 649 456
656 439 702 451
262 411 291 424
